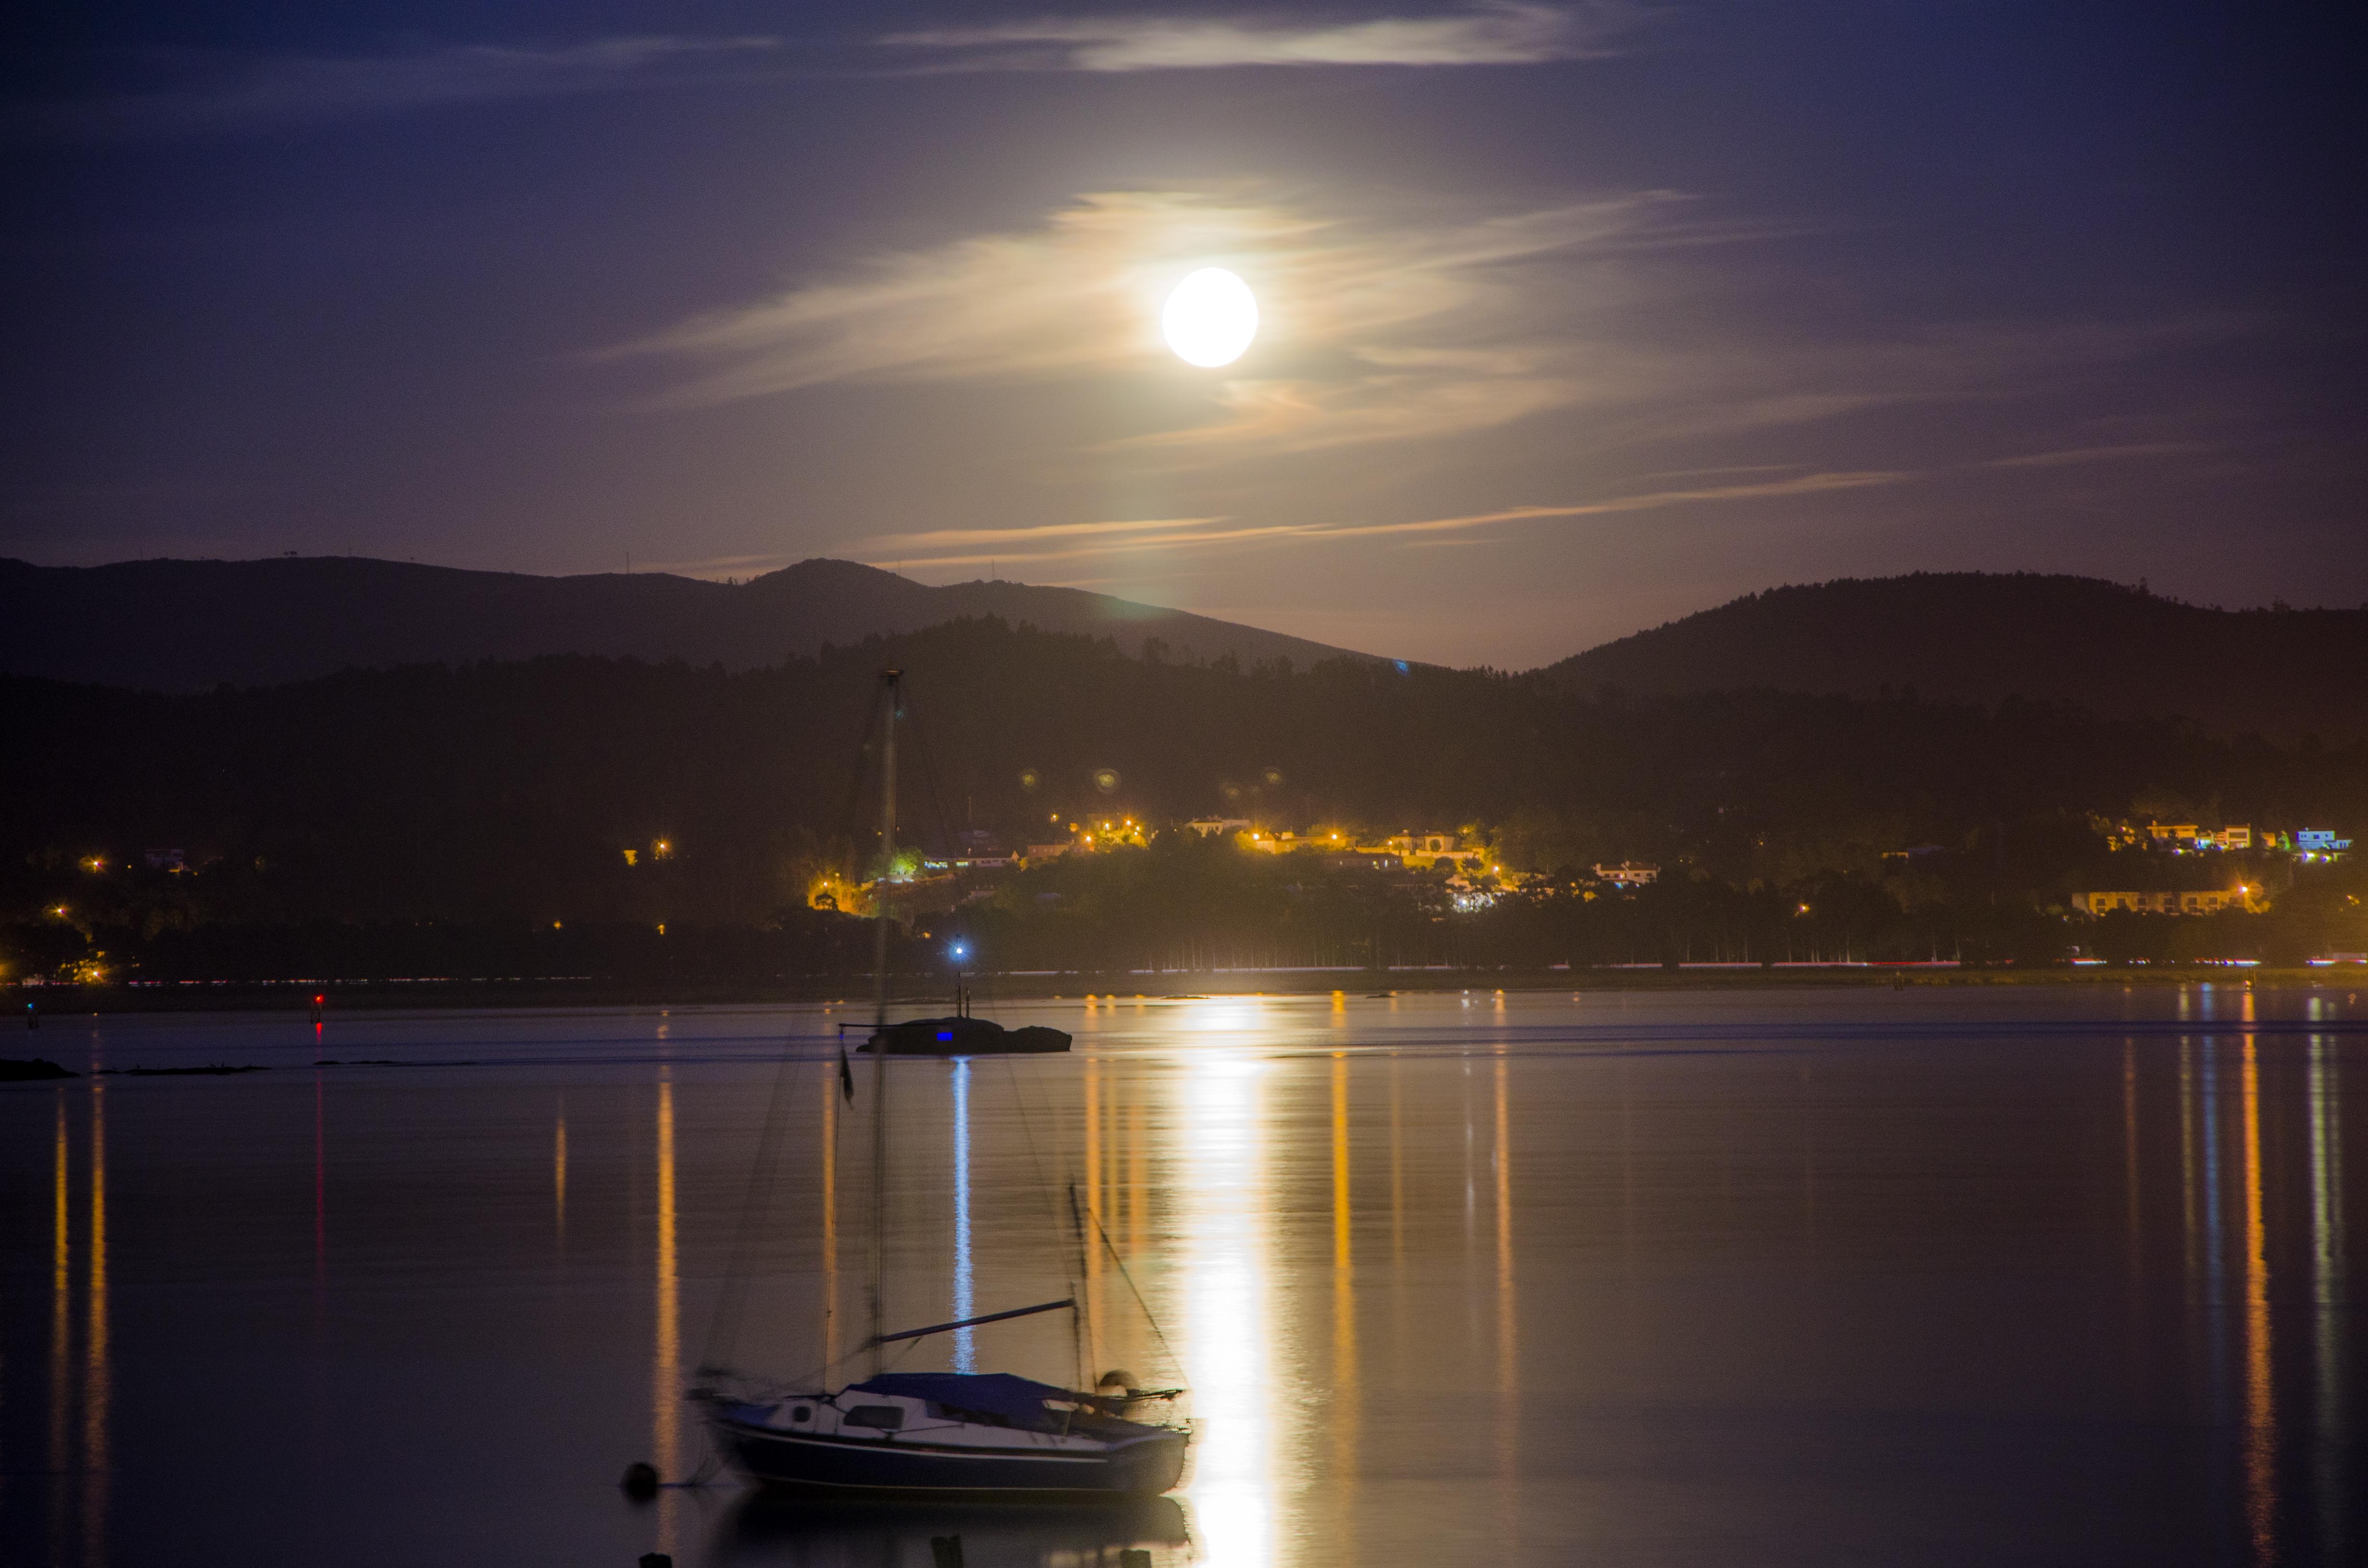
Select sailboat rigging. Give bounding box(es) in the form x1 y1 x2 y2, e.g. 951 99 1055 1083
694 668 1189 1498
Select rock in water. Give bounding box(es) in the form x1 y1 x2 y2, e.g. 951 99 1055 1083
0 1058 76 1082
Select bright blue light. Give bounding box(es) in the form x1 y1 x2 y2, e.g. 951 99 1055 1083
950 943 969 960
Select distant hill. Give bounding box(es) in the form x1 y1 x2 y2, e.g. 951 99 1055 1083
0 555 1374 691
1546 574 2368 740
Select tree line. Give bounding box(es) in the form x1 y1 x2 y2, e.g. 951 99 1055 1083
3 615 2362 982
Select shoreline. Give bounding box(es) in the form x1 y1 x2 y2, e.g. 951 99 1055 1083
7 963 2362 1015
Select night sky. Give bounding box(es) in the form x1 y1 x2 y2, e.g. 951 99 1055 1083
5 3 2360 666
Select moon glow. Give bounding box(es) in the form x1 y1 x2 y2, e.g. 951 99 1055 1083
1161 268 1258 367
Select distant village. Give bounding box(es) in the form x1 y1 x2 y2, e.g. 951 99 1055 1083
2073 818 2353 917
810 808 2355 935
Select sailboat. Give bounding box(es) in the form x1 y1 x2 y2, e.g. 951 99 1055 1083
696 669 1189 1498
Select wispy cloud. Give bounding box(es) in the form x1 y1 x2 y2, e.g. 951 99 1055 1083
1984 441 2208 469
866 516 1227 551
879 3 1638 72
21 36 782 136
608 184 1729 460
846 471 1918 572
1314 471 1919 537
611 181 2244 501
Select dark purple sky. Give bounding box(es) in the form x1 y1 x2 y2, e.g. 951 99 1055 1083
4 3 2360 665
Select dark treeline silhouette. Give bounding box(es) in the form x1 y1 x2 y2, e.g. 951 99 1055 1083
3 616 2362 982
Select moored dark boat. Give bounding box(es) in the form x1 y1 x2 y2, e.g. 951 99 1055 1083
863 1016 1071 1054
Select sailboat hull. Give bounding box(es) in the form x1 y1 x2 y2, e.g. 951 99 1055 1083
709 1409 1188 1498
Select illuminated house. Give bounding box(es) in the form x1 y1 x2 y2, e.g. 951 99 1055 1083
1184 817 1251 837
2077 887 2262 916
1364 831 1469 870
1593 861 1661 887
2294 830 2352 860
2140 821 2253 851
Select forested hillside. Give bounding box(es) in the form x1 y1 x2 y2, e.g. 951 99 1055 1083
1549 574 2368 741
5 617 2362 980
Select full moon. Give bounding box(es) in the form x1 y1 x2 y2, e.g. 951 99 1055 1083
1161 268 1258 367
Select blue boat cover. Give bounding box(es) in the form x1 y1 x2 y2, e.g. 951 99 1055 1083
850 1372 1076 1431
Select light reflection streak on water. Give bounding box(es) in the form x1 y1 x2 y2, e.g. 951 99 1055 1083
86 1081 109 1566
554 1098 567 1246
1493 1041 1516 1499
1128 1099 1147 1261
314 1072 327 1327
952 1059 975 1373
2122 1041 2141 1285
1388 1057 1406 1270
2202 1036 2224 1332
2237 1009 2276 1563
1331 1053 1357 1510
1181 1019 1276 1568
2180 1038 2199 1304
654 1074 679 1553
1084 1055 1105 1375
2306 998 2348 1558
821 1064 840 1372
50 1094 71 1556
1462 1060 1478 1354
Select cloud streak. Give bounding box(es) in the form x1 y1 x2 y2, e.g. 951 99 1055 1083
20 36 783 136
611 180 2240 492
849 470 1918 571
879 3 1636 72
608 184 1730 462
1984 441 2208 468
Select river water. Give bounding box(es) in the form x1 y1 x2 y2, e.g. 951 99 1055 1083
2 985 2359 1567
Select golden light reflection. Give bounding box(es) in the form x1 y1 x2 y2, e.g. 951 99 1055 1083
2122 1041 2141 1278
2305 1004 2347 1555
1084 1054 1106 1375
49 1094 71 1553
2239 1033 2276 1562
654 1075 679 1552
821 1061 840 1372
1331 1053 1358 1507
554 1099 568 1245
1388 1057 1406 1269
1182 1047 1276 1568
86 1082 110 1564
1128 1100 1147 1260
2179 1039 2199 1298
1493 1044 1516 1467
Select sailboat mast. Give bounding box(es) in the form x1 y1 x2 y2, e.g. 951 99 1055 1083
868 668 900 1376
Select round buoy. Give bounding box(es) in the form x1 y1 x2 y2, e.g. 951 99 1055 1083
620 1461 660 1498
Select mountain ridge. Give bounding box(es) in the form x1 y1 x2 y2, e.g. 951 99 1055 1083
0 554 1376 691
6 558 2362 740
1546 572 2368 741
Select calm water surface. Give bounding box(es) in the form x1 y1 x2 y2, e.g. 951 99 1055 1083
2 985 2360 1567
